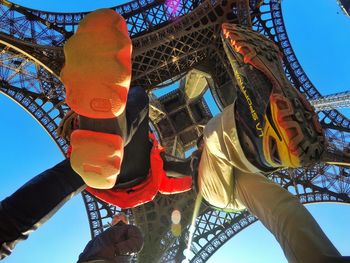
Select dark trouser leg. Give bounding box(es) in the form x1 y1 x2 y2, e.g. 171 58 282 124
124 86 150 144
115 86 153 184
121 86 152 182
117 114 152 185
0 159 85 259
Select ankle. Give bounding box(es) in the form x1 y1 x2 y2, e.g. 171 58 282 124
79 115 127 139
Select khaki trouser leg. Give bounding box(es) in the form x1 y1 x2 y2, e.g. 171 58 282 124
234 169 341 263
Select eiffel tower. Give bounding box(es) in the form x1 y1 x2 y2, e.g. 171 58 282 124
1 0 349 262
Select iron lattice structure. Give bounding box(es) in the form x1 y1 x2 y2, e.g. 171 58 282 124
310 90 350 111
337 0 350 16
0 0 350 262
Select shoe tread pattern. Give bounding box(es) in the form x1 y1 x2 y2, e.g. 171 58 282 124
222 23 325 167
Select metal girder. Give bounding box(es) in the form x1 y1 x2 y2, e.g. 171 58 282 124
1 0 350 262
310 90 350 111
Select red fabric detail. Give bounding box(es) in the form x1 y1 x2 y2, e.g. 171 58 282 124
159 174 192 194
86 133 192 208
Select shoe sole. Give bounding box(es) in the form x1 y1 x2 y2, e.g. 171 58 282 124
222 23 325 167
70 130 124 189
61 9 132 119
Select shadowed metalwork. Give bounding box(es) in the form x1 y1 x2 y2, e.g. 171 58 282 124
0 0 349 262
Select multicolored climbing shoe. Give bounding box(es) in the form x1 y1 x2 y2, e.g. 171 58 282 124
222 23 325 170
61 9 132 189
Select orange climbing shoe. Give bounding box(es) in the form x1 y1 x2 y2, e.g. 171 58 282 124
70 130 124 189
61 8 132 119
222 23 325 170
61 9 132 189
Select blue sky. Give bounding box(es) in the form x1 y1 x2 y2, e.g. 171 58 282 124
0 0 349 262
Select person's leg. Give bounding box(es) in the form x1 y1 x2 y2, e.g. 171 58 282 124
78 85 152 186
0 159 85 259
78 86 149 146
61 9 132 189
117 98 152 185
83 87 154 204
234 169 345 263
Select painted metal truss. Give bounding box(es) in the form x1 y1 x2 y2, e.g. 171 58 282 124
0 0 349 262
